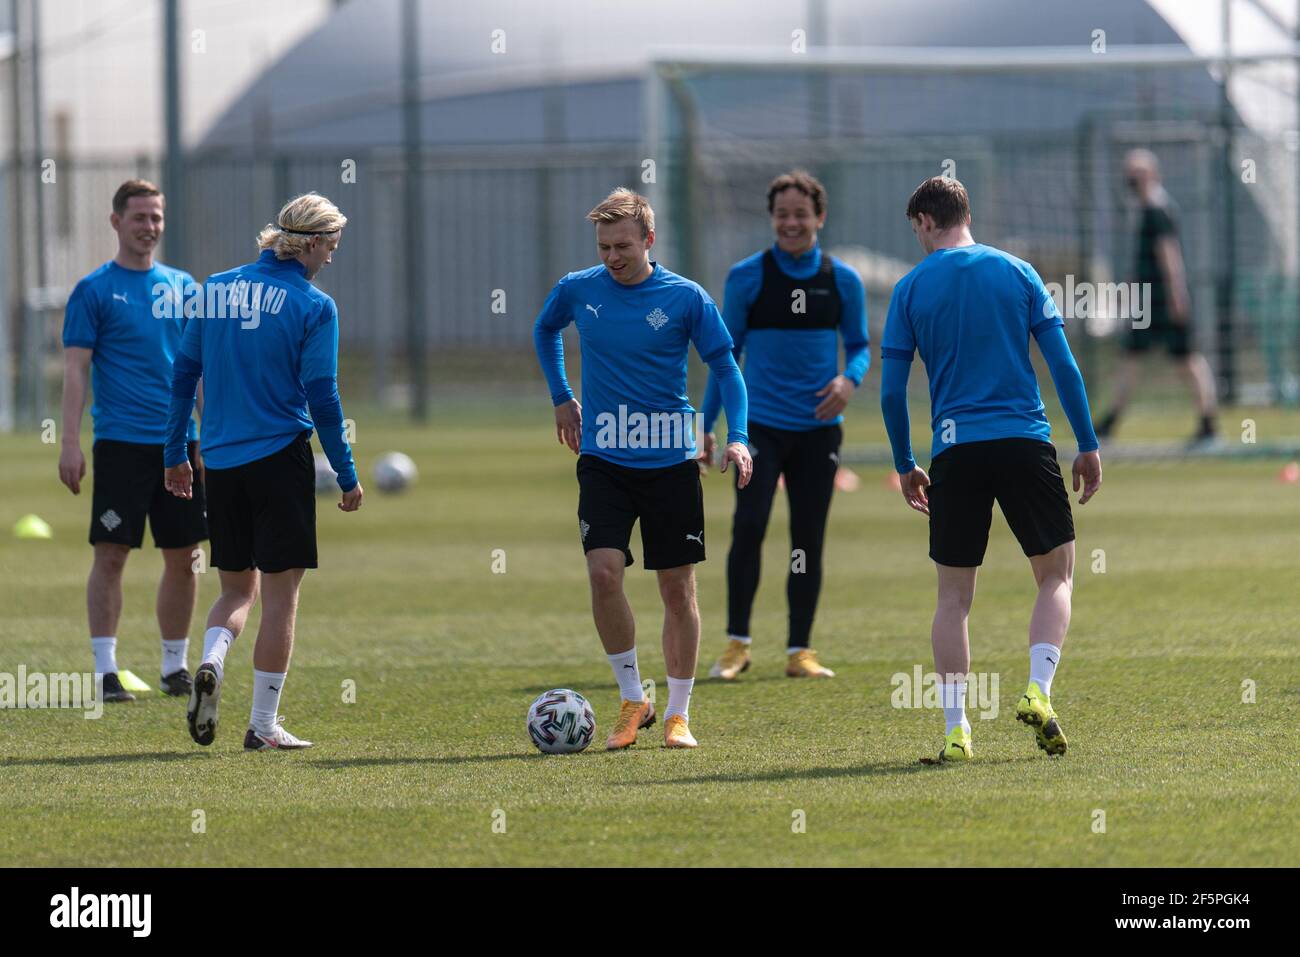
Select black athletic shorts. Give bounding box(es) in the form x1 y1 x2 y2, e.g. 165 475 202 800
1124 314 1191 357
576 454 705 570
89 439 207 549
927 438 1074 567
204 431 317 573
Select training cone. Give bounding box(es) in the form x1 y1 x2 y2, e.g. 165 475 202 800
884 471 902 491
834 466 861 492
117 670 153 694
1280 462 1300 484
13 513 53 539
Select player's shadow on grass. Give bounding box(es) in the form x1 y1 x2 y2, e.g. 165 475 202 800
634 756 1031 786
514 682 620 695
310 752 545 769
513 675 815 695
0 751 205 768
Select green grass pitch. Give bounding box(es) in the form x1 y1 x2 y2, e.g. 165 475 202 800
1 396 1297 866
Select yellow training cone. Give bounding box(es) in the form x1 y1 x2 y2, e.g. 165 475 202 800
13 514 53 539
117 670 153 694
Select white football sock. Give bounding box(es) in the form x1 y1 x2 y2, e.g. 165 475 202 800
1029 643 1061 697
161 638 189 676
940 681 970 734
250 669 287 734
90 637 119 675
606 648 645 702
665 676 694 722
201 627 236 679
728 634 752 645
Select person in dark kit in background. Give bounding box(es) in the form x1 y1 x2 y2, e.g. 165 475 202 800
1094 149 1219 447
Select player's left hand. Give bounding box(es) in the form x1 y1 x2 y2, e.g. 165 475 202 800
721 441 753 488
814 375 855 420
1072 450 1102 505
554 399 582 455
339 482 364 512
165 461 194 500
900 466 930 515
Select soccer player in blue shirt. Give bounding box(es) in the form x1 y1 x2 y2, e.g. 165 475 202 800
699 170 869 681
163 192 362 751
59 179 206 703
880 176 1103 761
534 188 753 749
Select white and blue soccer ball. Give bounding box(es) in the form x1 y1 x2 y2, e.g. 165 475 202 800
373 451 418 493
526 688 596 755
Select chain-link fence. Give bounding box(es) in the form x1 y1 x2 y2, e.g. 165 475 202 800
647 52 1300 408
3 48 1299 428
0 146 646 425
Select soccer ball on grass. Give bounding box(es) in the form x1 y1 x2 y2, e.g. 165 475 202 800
526 689 595 754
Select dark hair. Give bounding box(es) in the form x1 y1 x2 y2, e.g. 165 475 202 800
112 179 163 216
767 169 826 216
905 176 970 230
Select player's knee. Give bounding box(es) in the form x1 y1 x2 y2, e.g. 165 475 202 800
732 514 768 545
222 588 257 609
658 573 696 611
586 561 623 597
1038 568 1073 593
162 548 198 577
936 587 974 618
1033 544 1075 589
221 576 259 607
92 545 129 577
789 542 823 574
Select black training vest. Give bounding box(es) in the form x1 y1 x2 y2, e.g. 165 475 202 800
746 249 842 331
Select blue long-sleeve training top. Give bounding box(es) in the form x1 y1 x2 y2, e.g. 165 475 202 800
879 243 1098 473
534 261 748 469
164 248 357 491
701 242 869 435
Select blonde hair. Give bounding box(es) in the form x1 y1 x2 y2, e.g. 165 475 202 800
256 192 348 258
586 187 655 238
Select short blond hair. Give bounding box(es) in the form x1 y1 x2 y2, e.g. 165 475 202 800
256 192 348 258
586 187 655 238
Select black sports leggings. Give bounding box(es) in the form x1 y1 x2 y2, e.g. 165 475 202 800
726 422 842 648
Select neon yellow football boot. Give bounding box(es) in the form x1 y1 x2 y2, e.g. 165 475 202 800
1016 681 1067 756
939 725 973 761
